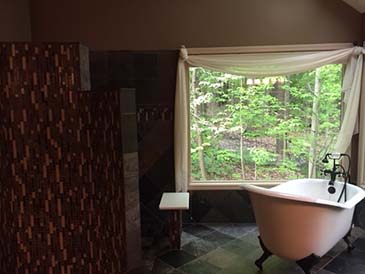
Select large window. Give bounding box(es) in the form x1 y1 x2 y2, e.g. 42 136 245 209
190 64 343 184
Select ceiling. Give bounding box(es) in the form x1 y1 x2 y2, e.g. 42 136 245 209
342 0 365 12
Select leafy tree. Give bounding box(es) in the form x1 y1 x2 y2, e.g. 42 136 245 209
190 64 342 182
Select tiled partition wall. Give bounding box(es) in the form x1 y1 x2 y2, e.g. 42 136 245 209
90 51 178 238
0 43 127 274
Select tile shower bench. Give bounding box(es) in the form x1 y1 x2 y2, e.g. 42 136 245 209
159 192 190 249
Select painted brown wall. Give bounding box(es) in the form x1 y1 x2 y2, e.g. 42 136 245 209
0 0 31 41
29 0 361 50
362 13 365 40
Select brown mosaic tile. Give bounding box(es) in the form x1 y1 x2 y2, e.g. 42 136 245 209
0 43 126 274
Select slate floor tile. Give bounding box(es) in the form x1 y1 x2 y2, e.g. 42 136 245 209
181 231 200 246
199 230 235 246
178 259 222 274
159 250 196 268
166 269 186 274
238 231 260 246
351 226 365 240
206 223 257 238
147 225 364 274
325 252 365 274
332 248 365 266
313 255 334 272
182 224 215 237
354 237 365 251
315 270 336 274
217 266 255 274
324 257 346 273
219 255 316 274
216 256 258 274
182 238 217 257
221 238 259 259
327 240 347 257
151 259 175 274
199 247 242 269
127 266 152 274
260 256 302 274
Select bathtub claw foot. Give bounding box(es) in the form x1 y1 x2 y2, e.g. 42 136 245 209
343 236 355 252
343 229 355 253
296 254 320 274
255 236 272 270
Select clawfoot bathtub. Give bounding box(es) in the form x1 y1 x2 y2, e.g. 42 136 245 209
241 179 365 274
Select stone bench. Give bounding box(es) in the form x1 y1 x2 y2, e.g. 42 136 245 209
159 192 190 249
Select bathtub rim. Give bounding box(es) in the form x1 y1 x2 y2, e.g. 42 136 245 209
240 178 365 209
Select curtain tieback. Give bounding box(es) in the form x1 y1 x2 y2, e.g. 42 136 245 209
180 46 188 61
354 47 364 55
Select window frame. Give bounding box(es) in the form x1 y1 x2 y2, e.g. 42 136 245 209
187 59 346 190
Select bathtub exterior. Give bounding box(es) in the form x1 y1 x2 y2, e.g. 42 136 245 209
241 179 365 261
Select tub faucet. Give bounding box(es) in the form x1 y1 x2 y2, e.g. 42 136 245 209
322 153 346 194
322 167 342 194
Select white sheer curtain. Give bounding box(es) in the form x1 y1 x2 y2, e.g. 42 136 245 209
174 45 365 192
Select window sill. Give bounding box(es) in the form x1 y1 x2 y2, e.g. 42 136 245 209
188 180 286 191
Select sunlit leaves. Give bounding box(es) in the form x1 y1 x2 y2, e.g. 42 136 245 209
190 64 342 181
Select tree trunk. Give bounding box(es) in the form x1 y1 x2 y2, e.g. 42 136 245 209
272 83 288 163
192 68 207 180
283 89 289 162
308 68 321 178
240 124 247 180
254 162 257 180
197 129 207 180
240 79 246 179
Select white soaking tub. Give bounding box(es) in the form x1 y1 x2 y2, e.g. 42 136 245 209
241 179 365 273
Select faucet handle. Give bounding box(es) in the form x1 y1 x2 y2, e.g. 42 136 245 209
322 169 332 175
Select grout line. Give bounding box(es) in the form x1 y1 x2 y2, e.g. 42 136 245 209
316 230 364 273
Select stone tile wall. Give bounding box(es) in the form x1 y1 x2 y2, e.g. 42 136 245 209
89 50 260 240
90 51 177 239
120 88 142 271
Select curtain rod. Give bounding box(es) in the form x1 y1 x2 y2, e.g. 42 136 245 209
185 43 354 55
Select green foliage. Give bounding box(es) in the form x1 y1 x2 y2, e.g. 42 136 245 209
249 148 276 166
190 146 241 179
190 65 342 182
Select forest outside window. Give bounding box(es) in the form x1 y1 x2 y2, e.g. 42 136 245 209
189 65 343 185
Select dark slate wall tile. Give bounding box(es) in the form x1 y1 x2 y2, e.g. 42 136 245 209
109 53 135 85
355 199 365 229
89 51 109 90
135 79 160 105
134 54 158 80
89 50 258 241
120 88 137 113
79 44 91 90
191 191 255 223
121 114 138 153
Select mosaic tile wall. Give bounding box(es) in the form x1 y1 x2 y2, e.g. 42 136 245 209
0 43 126 274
